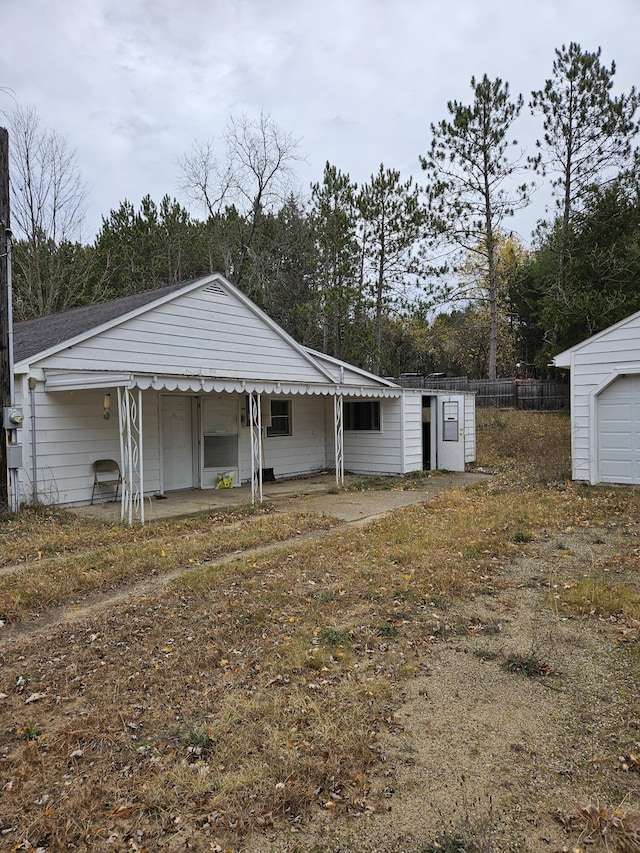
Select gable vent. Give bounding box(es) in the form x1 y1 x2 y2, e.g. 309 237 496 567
203 282 225 297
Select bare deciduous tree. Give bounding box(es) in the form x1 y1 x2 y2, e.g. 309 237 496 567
178 138 233 220
178 111 303 286
10 104 87 243
9 105 109 319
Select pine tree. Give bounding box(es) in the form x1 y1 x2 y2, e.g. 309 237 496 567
421 74 531 379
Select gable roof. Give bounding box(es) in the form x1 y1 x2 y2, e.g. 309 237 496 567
13 274 400 397
554 307 640 367
14 280 199 363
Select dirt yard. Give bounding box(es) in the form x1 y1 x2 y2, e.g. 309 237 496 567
1 412 639 852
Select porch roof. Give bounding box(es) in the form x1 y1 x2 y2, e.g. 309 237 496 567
42 369 403 398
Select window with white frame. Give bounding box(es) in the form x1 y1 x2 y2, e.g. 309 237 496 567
266 399 292 436
344 400 381 431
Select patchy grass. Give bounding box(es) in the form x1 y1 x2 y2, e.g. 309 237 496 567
0 502 324 569
554 799 640 849
1 410 639 851
554 552 640 622
0 508 336 623
475 406 571 482
504 651 555 677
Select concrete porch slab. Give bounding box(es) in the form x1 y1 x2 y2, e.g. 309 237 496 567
71 471 488 525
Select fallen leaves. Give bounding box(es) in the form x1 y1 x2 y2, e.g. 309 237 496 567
24 692 47 704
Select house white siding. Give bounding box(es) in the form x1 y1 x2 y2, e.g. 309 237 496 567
342 398 404 475
402 391 424 473
10 275 478 513
464 393 476 463
18 386 160 506
554 311 640 484
267 396 328 477
34 288 330 384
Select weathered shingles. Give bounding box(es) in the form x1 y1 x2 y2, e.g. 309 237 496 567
13 280 198 363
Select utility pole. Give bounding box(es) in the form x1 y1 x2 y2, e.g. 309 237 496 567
0 128 10 515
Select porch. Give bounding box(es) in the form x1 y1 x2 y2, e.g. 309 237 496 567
71 470 487 525
72 471 354 523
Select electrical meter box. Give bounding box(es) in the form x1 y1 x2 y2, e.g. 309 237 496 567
6 444 23 468
3 407 24 429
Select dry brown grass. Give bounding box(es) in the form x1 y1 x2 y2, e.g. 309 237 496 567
1 410 639 852
475 406 571 482
0 507 336 623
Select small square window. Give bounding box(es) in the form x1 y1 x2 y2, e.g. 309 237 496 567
442 401 459 441
267 399 292 437
344 401 381 431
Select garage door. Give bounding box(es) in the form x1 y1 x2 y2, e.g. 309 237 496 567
598 375 640 484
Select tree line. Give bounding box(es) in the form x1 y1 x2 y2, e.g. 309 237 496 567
5 42 640 379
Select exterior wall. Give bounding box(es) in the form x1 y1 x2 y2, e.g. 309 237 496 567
557 313 640 483
237 394 329 481
266 395 328 477
14 383 478 507
401 391 424 473
343 398 404 475
569 367 593 483
16 387 332 507
464 393 476 463
18 385 160 506
34 286 329 384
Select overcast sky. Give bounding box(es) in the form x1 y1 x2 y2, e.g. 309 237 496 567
2 0 639 243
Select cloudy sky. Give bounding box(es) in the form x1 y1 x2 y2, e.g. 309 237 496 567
2 0 639 243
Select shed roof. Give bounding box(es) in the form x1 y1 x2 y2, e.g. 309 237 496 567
554 307 640 368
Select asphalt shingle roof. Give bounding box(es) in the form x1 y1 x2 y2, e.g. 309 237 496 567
13 280 199 363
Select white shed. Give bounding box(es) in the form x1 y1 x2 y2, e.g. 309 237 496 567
554 309 640 485
7 274 475 521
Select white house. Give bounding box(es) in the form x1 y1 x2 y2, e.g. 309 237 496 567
554 309 640 485
8 274 475 522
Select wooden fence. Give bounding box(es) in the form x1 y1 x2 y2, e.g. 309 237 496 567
395 376 569 411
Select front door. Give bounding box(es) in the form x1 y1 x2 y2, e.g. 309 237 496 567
161 396 195 490
436 394 466 471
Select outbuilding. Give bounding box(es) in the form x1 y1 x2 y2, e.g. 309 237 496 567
8 274 476 522
554 309 640 485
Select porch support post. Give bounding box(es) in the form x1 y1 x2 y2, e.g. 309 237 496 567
117 387 144 525
334 393 344 487
135 388 144 524
249 392 263 504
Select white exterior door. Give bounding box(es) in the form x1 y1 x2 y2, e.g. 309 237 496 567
598 375 640 484
161 396 195 490
437 394 466 472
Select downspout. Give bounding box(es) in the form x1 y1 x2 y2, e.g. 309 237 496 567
28 376 38 502
135 388 144 525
